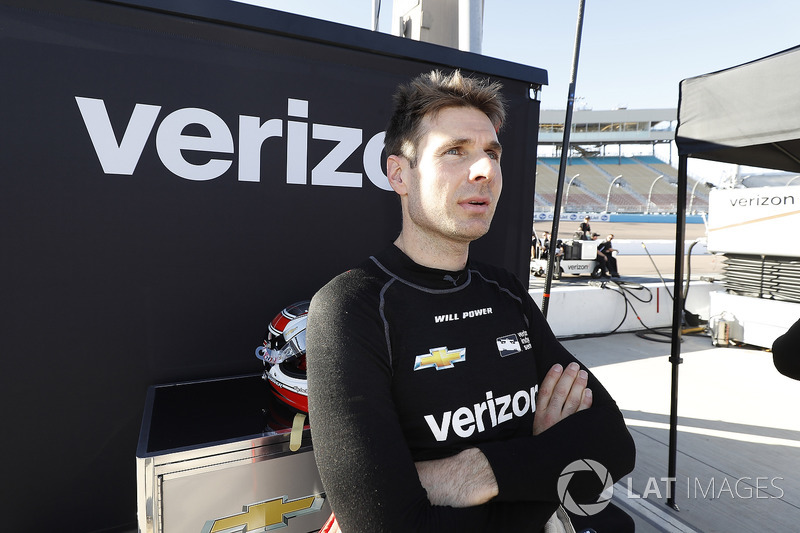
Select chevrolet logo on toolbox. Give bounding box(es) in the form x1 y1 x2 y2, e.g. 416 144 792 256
414 347 466 371
201 493 326 533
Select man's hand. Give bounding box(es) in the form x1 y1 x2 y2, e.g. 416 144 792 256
533 362 592 435
415 448 499 507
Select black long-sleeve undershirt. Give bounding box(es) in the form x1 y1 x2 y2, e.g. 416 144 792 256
306 245 635 532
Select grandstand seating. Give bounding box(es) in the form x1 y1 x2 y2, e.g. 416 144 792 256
535 155 712 214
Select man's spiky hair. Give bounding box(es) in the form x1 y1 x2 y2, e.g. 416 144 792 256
384 70 506 167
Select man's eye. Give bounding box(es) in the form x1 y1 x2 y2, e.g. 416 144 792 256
488 151 500 160
446 148 461 155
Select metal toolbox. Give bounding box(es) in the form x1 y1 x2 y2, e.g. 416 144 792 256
136 374 329 533
564 239 599 260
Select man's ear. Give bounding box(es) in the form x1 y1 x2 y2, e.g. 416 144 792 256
386 155 408 195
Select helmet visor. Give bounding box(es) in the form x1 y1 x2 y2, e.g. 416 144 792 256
255 302 309 365
262 333 305 365
256 315 307 365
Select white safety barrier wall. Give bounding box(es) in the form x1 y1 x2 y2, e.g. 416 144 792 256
531 281 725 338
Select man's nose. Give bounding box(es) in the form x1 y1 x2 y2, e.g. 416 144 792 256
469 153 498 182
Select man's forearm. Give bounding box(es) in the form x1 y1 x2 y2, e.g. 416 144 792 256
415 447 498 507
416 363 593 508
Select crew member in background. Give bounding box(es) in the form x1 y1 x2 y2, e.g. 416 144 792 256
591 233 610 278
534 230 551 259
579 216 592 239
306 69 635 533
597 233 620 278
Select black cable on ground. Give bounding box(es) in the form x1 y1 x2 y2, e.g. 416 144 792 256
558 279 713 343
559 280 652 341
557 241 720 344
682 240 706 327
610 281 675 343
642 239 709 329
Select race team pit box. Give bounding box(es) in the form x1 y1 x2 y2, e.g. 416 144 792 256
136 374 329 533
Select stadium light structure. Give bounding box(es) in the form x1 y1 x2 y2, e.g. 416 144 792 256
688 180 715 213
646 175 665 214
564 173 580 212
604 175 623 213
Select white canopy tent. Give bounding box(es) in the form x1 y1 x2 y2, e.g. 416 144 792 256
661 44 800 509
676 45 800 171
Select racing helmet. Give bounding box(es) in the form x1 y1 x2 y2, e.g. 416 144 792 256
255 301 310 413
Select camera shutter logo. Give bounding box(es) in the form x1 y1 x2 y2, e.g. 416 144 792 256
557 459 613 516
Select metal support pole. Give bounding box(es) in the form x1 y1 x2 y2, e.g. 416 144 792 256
542 0 586 317
458 0 483 53
371 0 381 31
666 154 688 511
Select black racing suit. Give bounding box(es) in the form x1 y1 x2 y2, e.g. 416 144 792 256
306 245 635 532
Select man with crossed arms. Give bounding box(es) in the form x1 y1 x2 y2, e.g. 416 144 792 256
307 70 635 532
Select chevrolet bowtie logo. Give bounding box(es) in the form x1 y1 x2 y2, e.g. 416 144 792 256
414 346 466 371
201 493 326 533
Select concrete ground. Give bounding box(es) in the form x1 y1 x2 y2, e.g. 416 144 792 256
536 220 800 531
563 332 800 533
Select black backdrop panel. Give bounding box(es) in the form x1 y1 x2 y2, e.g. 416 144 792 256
0 0 543 530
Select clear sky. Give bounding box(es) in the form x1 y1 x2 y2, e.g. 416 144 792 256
233 0 800 111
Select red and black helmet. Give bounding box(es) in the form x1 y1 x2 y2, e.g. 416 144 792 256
255 301 310 413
